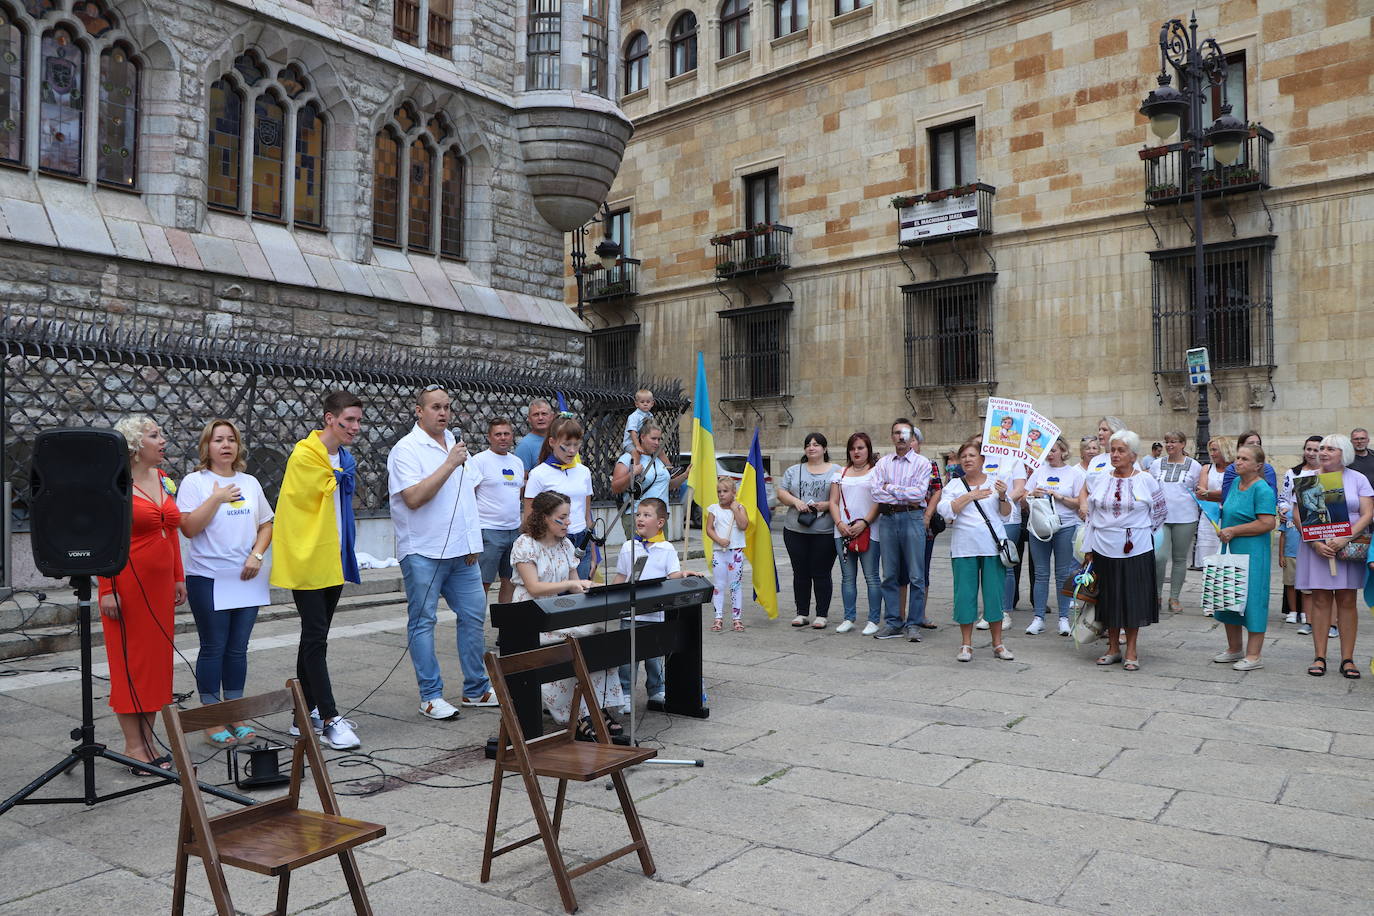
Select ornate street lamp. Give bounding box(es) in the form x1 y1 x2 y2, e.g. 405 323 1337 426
571 203 622 322
1140 14 1243 460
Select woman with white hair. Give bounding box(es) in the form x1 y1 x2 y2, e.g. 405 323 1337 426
97 416 187 774
1080 430 1167 670
1294 434 1374 678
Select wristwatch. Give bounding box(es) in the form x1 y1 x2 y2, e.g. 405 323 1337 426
251 552 265 561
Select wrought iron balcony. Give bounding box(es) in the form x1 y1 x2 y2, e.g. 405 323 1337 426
891 183 995 247
582 258 640 302
1142 126 1273 206
711 224 792 279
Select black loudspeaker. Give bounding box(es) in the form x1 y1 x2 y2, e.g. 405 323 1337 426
28 428 132 578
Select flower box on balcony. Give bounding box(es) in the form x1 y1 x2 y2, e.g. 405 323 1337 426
893 182 995 246
711 224 792 278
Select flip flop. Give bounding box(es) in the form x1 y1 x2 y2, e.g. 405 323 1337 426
711 619 724 631
206 729 236 749
232 724 257 741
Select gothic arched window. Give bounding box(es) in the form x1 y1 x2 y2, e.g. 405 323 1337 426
97 42 137 186
38 25 83 175
372 103 465 258
0 7 24 165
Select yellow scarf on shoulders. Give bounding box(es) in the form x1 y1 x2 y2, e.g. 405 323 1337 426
269 431 344 590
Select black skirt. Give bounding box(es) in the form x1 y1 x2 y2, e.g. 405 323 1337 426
1094 551 1159 629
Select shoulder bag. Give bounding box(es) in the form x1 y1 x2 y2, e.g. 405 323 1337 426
966 480 1019 569
838 468 871 553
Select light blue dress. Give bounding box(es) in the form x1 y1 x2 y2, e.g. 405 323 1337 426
1216 479 1276 632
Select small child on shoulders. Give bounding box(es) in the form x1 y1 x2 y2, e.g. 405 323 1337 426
622 388 655 454
706 477 749 631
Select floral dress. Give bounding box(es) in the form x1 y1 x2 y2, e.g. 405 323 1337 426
510 534 625 724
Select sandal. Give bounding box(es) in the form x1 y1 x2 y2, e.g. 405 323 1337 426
574 716 599 742
1168 598 1182 614
1339 658 1361 679
129 755 173 777
1123 658 1140 671
205 728 236 749
1096 653 1122 666
711 619 724 632
602 712 624 736
956 644 973 663
1308 656 1327 677
231 724 256 741
791 616 808 627
733 619 745 632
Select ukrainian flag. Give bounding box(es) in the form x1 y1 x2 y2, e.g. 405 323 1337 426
740 427 779 619
687 352 717 564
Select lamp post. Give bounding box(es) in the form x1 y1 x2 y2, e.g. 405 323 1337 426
571 203 622 322
1139 13 1249 461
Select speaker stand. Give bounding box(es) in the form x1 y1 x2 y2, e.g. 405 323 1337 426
0 576 254 816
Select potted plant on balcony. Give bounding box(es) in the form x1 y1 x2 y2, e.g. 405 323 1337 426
716 261 737 277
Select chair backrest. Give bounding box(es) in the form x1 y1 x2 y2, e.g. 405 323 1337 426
161 680 347 836
484 636 614 750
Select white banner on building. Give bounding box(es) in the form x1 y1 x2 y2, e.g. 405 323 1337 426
899 195 980 243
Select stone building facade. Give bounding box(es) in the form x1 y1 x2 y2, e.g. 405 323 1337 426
582 0 1373 465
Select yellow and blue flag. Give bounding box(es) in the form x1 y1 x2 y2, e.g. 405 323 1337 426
740 427 778 619
687 352 717 563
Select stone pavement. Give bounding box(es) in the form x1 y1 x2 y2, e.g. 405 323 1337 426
2 534 1373 914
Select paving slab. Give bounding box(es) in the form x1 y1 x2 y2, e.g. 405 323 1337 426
946 760 1176 820
1097 748 1290 802
1159 791 1374 859
1143 709 1334 752
894 723 1121 776
687 846 901 913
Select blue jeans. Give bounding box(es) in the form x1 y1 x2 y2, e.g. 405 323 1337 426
836 537 883 623
880 510 927 628
1028 524 1079 619
571 530 596 579
186 575 259 706
618 617 664 699
1001 523 1023 613
400 554 491 702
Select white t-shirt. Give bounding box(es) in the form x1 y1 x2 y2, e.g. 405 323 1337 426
1026 463 1086 526
468 448 524 531
616 539 680 621
707 503 747 549
937 477 1008 558
979 456 1028 525
176 470 274 578
834 468 881 542
387 425 485 560
1149 457 1203 524
525 462 594 535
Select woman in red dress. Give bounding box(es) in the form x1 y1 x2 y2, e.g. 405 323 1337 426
98 416 187 774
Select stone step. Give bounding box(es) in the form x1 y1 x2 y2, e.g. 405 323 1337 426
0 569 407 663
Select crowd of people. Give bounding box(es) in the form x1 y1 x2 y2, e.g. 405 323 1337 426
91 387 1374 770
773 417 1374 677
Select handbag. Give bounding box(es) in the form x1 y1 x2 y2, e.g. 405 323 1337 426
1028 495 1061 542
1337 533 1371 562
1200 545 1250 617
837 469 871 553
966 480 1019 569
796 509 818 528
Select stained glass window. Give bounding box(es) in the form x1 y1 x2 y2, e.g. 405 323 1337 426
294 101 324 228
96 43 137 186
407 138 432 252
439 148 463 258
207 77 243 211
251 92 285 219
73 0 115 36
426 115 447 142
23 0 52 16
38 26 83 176
394 103 416 132
0 10 22 166
279 63 306 98
372 127 400 245
233 51 265 85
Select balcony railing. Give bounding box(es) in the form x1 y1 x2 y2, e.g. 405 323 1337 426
1142 127 1273 206
711 224 792 279
583 258 640 302
892 182 995 246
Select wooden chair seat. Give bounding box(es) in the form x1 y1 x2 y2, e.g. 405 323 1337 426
162 680 386 915
482 638 658 914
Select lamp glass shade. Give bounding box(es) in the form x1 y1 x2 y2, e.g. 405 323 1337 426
1205 108 1249 166
1211 139 1242 166
1149 112 1181 140
593 238 621 271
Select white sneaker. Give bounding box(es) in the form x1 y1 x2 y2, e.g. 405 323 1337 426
289 707 323 737
1285 611 1298 624
461 690 499 708
835 620 855 633
861 621 880 636
1058 617 1072 636
1025 617 1046 635
811 617 828 630
419 698 460 720
618 703 631 716
1212 649 1244 664
1329 626 1339 638
975 617 990 630
321 717 360 750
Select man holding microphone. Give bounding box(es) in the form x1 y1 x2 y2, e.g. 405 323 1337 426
388 385 497 720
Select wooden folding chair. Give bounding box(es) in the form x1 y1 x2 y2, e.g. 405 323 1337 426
161 679 386 916
481 637 658 914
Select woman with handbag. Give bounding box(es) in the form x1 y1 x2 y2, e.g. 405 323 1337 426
1080 430 1166 671
937 443 1014 662
1149 431 1203 614
778 433 841 628
829 432 883 634
1294 435 1374 678
1212 444 1277 670
1024 438 1084 636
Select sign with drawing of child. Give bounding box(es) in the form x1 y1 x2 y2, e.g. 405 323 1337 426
1293 471 1352 542
1020 410 1061 471
982 398 1030 459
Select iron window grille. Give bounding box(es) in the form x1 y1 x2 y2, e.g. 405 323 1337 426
587 325 639 389
902 274 996 389
1149 236 1275 375
719 303 792 400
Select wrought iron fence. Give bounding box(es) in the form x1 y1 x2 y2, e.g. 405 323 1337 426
1142 127 1272 206
1149 237 1275 375
584 258 640 301
2 316 687 530
902 274 997 390
719 303 791 401
587 324 639 389
712 224 792 279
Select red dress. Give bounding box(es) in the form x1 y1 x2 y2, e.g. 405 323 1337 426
98 474 183 714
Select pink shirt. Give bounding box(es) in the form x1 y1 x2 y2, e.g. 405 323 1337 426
870 450 933 506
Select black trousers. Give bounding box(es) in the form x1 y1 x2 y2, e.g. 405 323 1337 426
294 585 344 721
784 528 837 617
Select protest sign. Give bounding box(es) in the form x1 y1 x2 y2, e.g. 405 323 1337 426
1293 472 1351 541
1021 410 1061 471
983 398 1030 459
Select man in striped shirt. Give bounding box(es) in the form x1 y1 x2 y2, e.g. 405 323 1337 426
870 419 934 641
